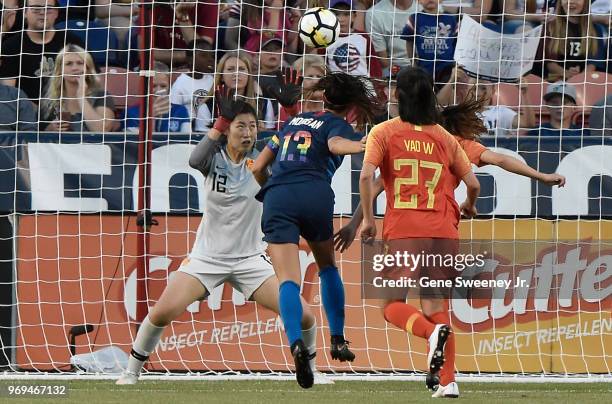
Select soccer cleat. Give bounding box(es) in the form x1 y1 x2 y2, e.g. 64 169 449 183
291 339 314 389
431 381 460 398
425 372 440 391
313 371 335 384
427 324 450 377
330 335 355 362
115 371 138 385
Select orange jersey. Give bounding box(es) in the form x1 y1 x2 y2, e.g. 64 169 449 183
455 137 487 167
364 118 472 240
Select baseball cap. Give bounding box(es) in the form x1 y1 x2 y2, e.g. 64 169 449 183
330 0 353 8
261 37 283 50
544 82 577 104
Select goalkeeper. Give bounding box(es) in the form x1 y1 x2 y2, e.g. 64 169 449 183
117 88 324 385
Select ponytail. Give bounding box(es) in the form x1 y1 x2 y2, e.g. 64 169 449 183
440 95 488 140
306 71 382 130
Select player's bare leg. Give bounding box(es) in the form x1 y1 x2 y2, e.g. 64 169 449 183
117 272 206 385
307 238 355 362
268 243 314 389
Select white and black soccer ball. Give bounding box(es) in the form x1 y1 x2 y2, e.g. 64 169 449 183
298 7 340 48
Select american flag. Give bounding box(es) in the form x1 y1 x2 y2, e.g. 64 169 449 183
332 43 361 72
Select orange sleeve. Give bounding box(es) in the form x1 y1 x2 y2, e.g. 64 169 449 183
448 136 472 179
461 139 488 167
363 125 386 167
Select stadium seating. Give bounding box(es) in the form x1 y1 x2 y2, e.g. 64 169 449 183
98 67 142 110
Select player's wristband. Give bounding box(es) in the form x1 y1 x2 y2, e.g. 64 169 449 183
285 104 300 117
212 116 232 133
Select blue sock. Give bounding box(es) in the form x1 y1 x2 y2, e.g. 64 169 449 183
278 281 303 346
319 266 345 337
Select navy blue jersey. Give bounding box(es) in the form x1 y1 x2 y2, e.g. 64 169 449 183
264 111 357 187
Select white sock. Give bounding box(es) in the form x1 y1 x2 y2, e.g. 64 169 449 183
126 315 165 375
302 321 317 371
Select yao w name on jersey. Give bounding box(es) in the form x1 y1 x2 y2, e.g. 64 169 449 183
263 111 356 188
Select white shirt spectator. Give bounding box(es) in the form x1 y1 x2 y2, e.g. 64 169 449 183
591 0 611 14
325 33 373 77
365 0 419 70
170 72 214 128
481 106 517 137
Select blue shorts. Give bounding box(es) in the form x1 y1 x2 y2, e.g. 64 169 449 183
261 181 334 244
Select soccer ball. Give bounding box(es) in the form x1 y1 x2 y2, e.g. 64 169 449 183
298 7 340 48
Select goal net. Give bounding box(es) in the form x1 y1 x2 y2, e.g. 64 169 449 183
0 0 610 379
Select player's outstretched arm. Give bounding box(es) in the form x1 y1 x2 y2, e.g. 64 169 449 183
328 135 366 155
189 131 222 177
480 150 566 187
334 176 384 252
359 162 379 243
250 147 275 186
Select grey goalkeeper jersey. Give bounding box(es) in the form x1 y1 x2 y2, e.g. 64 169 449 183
190 146 266 259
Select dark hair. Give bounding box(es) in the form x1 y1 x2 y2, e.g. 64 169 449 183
232 100 258 120
396 66 439 125
307 71 382 130
440 96 488 140
186 38 214 61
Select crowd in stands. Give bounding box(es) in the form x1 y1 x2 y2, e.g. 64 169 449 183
0 0 611 136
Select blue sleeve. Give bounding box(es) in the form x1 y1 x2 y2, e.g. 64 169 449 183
325 118 355 141
124 106 140 130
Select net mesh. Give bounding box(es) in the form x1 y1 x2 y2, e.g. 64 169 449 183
0 0 610 377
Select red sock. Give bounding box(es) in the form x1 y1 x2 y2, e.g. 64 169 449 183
428 310 455 385
383 302 436 339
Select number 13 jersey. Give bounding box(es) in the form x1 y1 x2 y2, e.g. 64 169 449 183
364 118 472 240
261 111 357 191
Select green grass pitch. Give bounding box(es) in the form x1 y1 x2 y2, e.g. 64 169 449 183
0 380 610 404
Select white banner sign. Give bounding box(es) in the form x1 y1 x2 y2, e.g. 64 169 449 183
454 15 542 82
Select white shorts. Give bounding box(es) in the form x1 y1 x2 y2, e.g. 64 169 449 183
178 253 275 299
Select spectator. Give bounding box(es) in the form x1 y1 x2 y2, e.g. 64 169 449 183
152 0 218 67
441 0 501 31
472 77 535 136
254 35 284 100
365 0 419 73
125 62 191 133
39 44 116 132
540 0 607 82
502 0 554 34
170 38 216 131
436 65 471 105
374 66 400 123
225 0 298 55
95 0 139 49
278 54 326 121
528 82 584 136
591 0 612 25
1 0 20 40
0 83 37 131
401 0 459 85
589 95 612 136
326 0 382 81
0 0 84 102
196 51 275 130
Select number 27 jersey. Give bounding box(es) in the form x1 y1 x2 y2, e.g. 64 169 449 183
364 118 472 240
